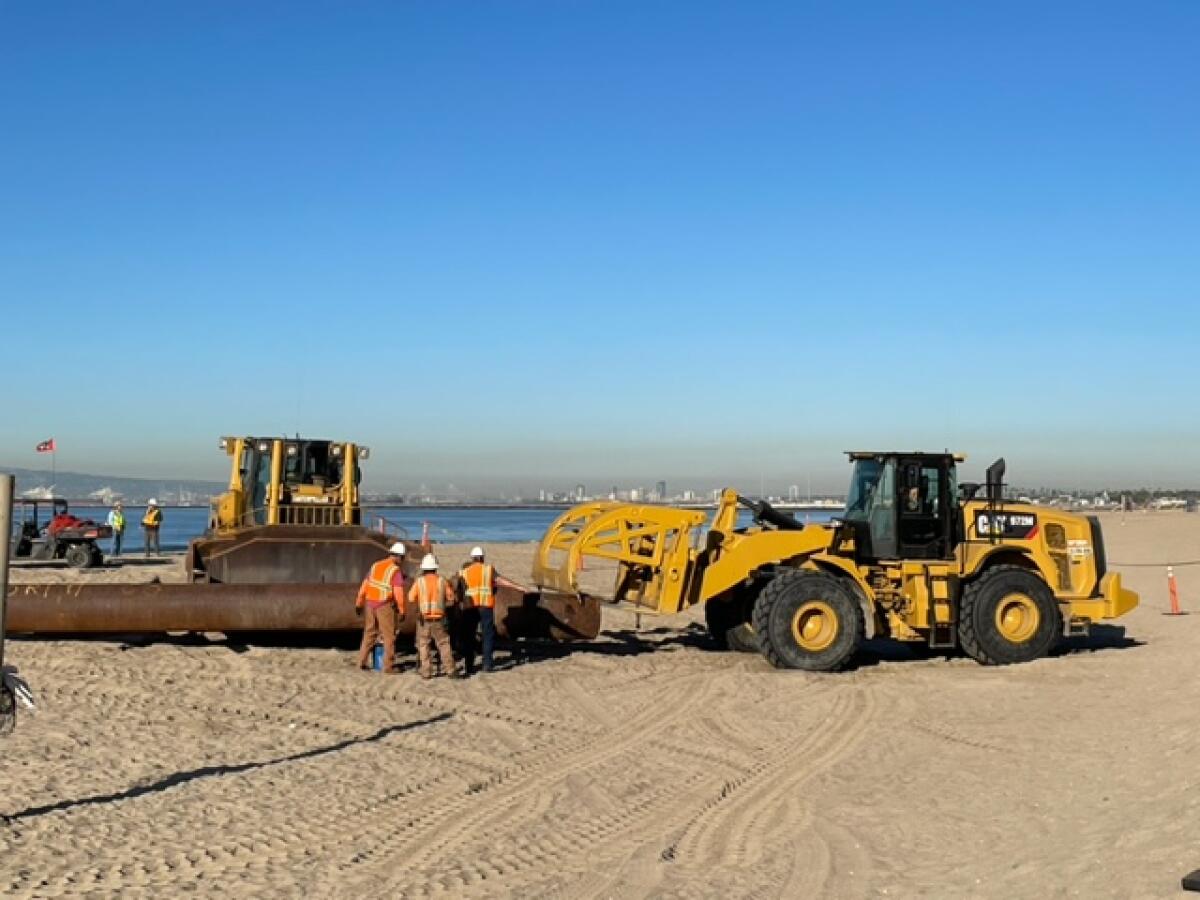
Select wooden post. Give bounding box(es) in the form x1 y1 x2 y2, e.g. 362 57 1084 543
0 473 13 672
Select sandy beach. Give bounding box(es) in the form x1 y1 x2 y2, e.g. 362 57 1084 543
1 511 1198 898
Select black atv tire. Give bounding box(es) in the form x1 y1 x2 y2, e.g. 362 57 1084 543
64 543 95 569
958 565 1061 665
704 597 758 653
752 570 863 671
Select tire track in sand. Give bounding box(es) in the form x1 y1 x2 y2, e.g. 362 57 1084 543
348 673 716 896
658 685 878 894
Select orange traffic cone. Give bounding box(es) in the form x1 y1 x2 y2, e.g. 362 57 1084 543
421 520 431 551
1167 566 1184 615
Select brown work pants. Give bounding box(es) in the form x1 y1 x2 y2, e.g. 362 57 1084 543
357 603 398 672
416 618 456 678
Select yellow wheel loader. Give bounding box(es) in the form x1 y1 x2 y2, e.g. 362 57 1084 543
532 452 1139 671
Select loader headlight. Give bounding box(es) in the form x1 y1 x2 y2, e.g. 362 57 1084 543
286 443 299 457
331 445 343 458
358 446 370 460
257 441 270 453
219 437 228 450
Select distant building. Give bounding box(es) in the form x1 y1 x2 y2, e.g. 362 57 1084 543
654 480 667 502
575 484 586 502
788 484 800 501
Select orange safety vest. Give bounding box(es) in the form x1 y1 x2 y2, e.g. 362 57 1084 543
360 559 400 608
462 562 496 609
413 574 448 620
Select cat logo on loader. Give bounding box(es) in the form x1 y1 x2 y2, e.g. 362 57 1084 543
532 452 1138 671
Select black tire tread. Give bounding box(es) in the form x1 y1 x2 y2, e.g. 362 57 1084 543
958 564 1060 666
752 570 864 671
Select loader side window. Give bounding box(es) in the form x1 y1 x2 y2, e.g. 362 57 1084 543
865 460 897 558
845 460 882 518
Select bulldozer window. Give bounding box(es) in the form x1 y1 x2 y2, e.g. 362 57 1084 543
249 447 270 525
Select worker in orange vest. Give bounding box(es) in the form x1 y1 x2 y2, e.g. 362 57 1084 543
458 546 528 674
355 542 408 672
408 553 461 680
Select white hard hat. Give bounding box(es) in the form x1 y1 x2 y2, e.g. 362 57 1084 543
420 554 438 571
148 498 158 506
470 546 484 558
388 542 406 556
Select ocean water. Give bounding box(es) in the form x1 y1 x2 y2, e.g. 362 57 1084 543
60 505 842 553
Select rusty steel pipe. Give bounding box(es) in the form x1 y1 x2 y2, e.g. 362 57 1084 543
5 582 600 641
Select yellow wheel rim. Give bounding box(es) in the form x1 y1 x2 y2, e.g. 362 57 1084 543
994 593 1040 643
791 600 839 652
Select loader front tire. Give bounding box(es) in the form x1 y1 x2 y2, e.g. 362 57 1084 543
958 565 1061 665
753 570 863 671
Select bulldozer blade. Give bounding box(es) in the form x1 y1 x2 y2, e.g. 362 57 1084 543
5 581 601 640
186 525 403 584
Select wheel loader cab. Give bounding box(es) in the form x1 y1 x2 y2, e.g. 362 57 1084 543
841 452 959 561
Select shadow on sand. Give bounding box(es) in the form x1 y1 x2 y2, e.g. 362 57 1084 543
1 712 453 823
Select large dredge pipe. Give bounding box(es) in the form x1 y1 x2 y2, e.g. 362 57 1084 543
6 582 600 641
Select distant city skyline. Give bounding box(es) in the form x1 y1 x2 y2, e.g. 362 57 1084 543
5 459 1196 504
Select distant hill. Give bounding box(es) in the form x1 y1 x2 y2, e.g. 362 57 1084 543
0 466 223 505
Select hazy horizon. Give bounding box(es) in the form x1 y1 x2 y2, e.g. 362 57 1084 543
3 448 1196 497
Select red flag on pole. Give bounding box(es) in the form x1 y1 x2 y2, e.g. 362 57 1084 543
35 439 56 453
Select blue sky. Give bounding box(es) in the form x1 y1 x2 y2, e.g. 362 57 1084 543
2 1 1197 493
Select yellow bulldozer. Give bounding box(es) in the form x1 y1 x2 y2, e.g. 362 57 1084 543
186 435 395 584
11 434 600 640
532 452 1139 670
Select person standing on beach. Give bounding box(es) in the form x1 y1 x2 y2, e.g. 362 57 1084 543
141 499 163 557
106 501 126 557
408 554 460 680
458 546 528 675
354 542 407 672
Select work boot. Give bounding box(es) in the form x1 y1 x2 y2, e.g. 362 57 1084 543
447 671 463 680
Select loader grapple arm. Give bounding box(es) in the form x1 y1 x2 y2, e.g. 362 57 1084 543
532 502 708 613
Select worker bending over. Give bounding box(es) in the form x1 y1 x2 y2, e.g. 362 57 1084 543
409 554 461 680
355 542 407 672
459 546 527 674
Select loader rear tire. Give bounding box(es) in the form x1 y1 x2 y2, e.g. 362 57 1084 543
705 596 758 653
753 570 863 671
958 565 1061 665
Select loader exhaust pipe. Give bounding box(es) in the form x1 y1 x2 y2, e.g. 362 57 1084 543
985 458 1006 504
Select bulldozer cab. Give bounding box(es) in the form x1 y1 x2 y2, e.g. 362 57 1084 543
212 437 367 533
841 452 960 561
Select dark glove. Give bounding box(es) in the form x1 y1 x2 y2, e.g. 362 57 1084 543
355 606 363 617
